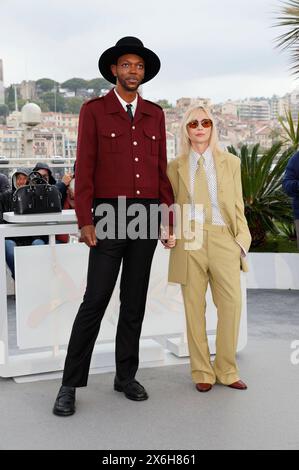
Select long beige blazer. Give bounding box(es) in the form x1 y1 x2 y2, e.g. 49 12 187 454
167 148 252 285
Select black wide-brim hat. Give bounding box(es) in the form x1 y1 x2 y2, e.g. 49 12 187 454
98 36 161 85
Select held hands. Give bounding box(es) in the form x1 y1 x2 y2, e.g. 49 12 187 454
79 225 177 249
160 225 176 249
161 234 176 249
79 225 97 247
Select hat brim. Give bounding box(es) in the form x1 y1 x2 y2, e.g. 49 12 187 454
98 45 161 84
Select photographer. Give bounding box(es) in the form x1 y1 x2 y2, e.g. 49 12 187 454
32 162 72 205
0 168 46 280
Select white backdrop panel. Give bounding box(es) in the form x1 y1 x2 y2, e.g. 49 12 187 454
14 243 245 350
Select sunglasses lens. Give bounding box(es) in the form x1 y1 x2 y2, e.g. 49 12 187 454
202 119 212 128
187 120 199 129
187 119 212 129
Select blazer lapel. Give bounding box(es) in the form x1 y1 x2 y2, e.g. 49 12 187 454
213 148 226 189
177 149 226 198
177 155 191 198
213 148 235 234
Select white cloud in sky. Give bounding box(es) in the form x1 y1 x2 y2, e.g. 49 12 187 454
1 0 297 103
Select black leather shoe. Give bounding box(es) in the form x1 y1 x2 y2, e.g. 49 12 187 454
114 378 148 401
53 385 76 416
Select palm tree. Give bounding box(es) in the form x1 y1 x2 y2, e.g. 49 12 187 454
277 108 299 149
275 0 299 76
279 220 297 240
228 143 293 246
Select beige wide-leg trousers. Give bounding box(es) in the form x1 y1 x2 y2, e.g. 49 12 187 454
181 223 242 385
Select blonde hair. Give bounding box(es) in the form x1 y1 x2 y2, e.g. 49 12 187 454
179 105 221 155
69 177 75 192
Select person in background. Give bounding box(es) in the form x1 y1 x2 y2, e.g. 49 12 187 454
283 151 299 249
0 173 10 193
32 162 72 206
63 174 75 211
0 168 46 280
56 176 76 244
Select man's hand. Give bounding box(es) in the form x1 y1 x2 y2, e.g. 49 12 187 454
62 173 72 187
160 225 176 249
79 225 97 247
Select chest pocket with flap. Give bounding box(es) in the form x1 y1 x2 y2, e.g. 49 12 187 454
143 129 161 156
99 128 124 153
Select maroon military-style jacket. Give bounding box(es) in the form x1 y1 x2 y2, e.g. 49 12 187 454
74 88 174 228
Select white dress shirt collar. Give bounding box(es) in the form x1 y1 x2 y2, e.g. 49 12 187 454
190 146 213 165
114 88 138 116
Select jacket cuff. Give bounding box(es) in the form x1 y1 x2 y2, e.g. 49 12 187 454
76 214 93 229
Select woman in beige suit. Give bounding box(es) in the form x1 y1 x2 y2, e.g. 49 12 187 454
167 106 251 392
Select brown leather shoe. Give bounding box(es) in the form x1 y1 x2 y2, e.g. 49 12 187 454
228 380 247 390
196 383 213 393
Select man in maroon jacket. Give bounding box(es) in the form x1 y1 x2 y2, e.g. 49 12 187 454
53 37 175 416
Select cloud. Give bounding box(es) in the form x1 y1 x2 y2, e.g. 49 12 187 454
0 0 295 101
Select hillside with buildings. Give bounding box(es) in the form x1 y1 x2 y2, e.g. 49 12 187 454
0 58 297 161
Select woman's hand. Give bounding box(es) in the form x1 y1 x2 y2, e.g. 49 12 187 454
160 234 176 249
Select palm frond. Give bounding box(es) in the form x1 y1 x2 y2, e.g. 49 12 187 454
274 1 299 76
277 108 299 150
228 143 293 245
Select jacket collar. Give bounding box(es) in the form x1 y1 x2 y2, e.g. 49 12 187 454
103 88 155 123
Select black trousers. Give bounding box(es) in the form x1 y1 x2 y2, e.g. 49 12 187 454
62 199 159 387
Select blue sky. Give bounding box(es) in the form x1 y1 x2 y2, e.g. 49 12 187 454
1 0 298 103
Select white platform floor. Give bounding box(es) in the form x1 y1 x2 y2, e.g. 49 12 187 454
0 289 299 450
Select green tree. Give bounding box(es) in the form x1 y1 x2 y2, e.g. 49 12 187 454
0 104 9 118
6 86 16 111
155 99 173 109
61 78 87 94
0 104 9 124
228 143 293 246
36 78 59 93
31 100 50 112
40 92 65 112
6 85 15 101
18 99 27 110
65 97 84 114
277 108 299 150
274 0 299 75
87 78 112 95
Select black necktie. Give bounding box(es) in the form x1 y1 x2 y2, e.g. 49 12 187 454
126 104 133 121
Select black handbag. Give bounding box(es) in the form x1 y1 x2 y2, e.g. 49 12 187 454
13 171 62 215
